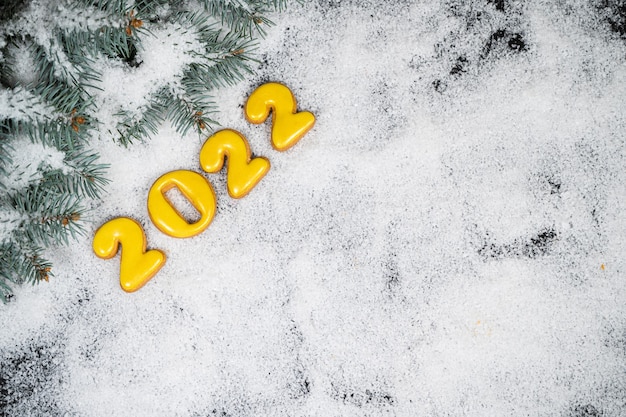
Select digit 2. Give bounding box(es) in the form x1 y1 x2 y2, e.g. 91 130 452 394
244 82 316 151
92 217 166 292
199 129 270 199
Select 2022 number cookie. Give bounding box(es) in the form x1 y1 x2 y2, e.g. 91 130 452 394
93 82 315 292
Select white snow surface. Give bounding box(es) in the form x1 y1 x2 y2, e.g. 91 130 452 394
94 22 204 138
1 1 626 416
3 138 68 192
0 88 60 122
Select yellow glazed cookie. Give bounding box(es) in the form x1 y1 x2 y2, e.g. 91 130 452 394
147 170 216 238
245 82 315 151
199 129 270 199
93 217 166 292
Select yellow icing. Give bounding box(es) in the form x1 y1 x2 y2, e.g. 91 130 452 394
199 129 270 199
93 217 166 292
147 170 216 238
245 82 315 151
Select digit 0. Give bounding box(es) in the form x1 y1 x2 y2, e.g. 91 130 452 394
199 129 270 199
244 82 316 151
147 169 216 238
92 217 166 292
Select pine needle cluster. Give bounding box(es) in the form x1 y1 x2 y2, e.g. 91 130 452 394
0 0 285 302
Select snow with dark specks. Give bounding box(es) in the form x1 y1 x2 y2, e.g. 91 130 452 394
1 1 626 416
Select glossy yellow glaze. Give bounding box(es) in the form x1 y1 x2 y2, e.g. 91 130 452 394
200 129 270 199
244 82 315 151
93 217 166 292
147 169 216 238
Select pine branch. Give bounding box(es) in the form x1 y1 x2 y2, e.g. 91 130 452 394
0 87 61 123
184 49 256 91
33 81 90 117
200 0 287 37
0 121 12 181
0 241 53 302
40 151 109 200
59 30 108 82
74 0 132 15
115 100 165 145
21 119 81 152
10 185 86 247
134 0 170 16
0 38 17 89
94 26 136 60
165 90 217 136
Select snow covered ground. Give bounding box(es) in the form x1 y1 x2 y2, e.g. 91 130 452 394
2 1 626 415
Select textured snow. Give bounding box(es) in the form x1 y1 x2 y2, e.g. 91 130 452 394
0 137 69 239
0 88 60 122
0 209 24 244
1 1 626 416
93 23 203 138
3 0 116 50
2 137 68 192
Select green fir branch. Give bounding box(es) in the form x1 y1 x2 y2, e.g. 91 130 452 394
95 26 137 60
21 119 82 152
40 152 110 200
134 0 170 17
115 100 165 145
0 241 53 302
165 91 217 136
30 41 80 88
0 122 12 181
34 81 89 116
10 185 86 247
74 0 132 15
200 0 287 37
